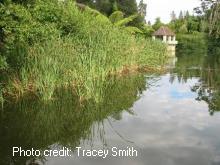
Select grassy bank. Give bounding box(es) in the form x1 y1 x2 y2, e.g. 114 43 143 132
0 1 166 103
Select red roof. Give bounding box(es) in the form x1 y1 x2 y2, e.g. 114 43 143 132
153 26 175 36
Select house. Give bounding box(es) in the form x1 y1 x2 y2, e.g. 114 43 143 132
152 26 178 57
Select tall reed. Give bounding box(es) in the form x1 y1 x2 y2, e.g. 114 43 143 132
3 1 167 102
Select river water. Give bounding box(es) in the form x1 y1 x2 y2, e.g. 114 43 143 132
1 51 220 165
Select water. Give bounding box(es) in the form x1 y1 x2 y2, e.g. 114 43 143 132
1 51 220 165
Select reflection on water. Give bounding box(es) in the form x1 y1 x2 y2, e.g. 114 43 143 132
1 49 220 165
173 52 220 115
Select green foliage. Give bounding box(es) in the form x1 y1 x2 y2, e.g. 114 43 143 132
168 14 202 34
109 11 143 34
112 0 118 12
152 17 164 30
117 0 138 16
187 16 200 32
195 0 220 38
140 24 155 37
177 33 208 55
124 26 143 34
95 0 114 16
0 55 7 69
109 11 124 24
114 14 138 27
179 24 188 34
76 0 146 29
170 2 219 39
0 1 61 70
0 0 166 102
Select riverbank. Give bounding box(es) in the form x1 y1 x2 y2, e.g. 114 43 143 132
0 1 167 103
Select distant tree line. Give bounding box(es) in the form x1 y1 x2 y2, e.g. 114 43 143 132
168 10 202 34
164 0 220 38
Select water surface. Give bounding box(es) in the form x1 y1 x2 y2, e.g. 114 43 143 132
1 51 220 165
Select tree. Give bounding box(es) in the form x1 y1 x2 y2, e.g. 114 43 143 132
179 10 184 20
185 10 190 18
195 0 220 38
117 0 138 16
171 11 176 21
187 16 200 32
95 0 113 15
138 0 147 17
207 1 220 37
153 17 163 30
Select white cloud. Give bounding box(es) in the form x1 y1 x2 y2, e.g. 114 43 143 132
137 0 201 23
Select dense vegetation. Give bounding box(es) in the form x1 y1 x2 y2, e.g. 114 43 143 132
0 0 166 103
76 0 146 28
162 0 219 56
165 0 219 38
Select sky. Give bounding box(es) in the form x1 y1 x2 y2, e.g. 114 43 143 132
137 0 201 24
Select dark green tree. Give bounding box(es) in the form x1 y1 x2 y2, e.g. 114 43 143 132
179 10 184 20
138 0 147 17
153 17 163 30
185 10 190 18
117 0 138 16
187 16 200 32
171 11 177 21
95 0 113 15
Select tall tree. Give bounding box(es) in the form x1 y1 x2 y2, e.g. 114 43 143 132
195 0 220 38
138 0 147 17
207 1 220 37
179 10 184 20
185 10 190 18
171 11 177 21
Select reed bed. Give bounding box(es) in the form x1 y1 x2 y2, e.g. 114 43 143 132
1 1 167 103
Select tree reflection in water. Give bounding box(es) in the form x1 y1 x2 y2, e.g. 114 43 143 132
172 44 220 115
0 74 148 165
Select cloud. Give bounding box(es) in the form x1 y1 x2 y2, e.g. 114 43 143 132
137 0 201 23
